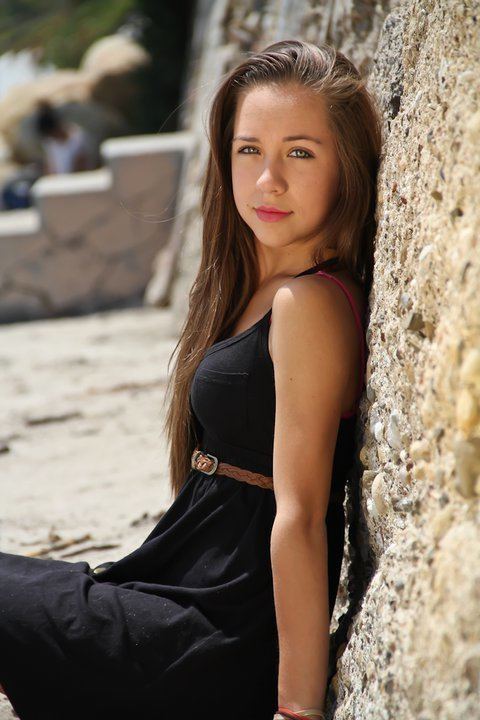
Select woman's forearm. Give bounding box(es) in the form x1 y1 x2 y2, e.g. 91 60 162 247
270 515 330 712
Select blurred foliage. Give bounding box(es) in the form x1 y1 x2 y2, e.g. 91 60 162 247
0 0 136 68
0 0 196 133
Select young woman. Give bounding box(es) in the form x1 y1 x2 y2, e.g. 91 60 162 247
0 40 381 720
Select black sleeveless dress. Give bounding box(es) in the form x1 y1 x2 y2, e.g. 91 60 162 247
0 257 365 720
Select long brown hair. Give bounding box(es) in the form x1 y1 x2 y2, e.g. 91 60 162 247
163 38 381 497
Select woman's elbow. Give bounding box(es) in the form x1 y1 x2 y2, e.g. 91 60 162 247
272 509 328 537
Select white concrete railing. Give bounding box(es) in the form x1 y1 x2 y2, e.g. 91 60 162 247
0 130 194 323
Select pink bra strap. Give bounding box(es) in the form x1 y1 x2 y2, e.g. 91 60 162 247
267 271 366 417
315 271 366 413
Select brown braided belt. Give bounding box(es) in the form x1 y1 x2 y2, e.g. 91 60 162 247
191 447 274 491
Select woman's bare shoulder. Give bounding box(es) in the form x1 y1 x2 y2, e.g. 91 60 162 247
268 268 365 364
270 274 352 349
273 268 365 318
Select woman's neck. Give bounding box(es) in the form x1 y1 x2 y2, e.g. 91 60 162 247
257 247 338 284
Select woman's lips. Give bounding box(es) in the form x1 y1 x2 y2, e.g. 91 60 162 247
254 208 293 223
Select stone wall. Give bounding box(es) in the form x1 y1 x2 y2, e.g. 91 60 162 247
147 1 480 719
350 3 479 719
0 131 193 322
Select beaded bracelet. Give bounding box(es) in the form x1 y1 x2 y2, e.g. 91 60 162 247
274 707 326 720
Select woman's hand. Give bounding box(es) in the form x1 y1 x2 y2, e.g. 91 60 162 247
0 684 19 718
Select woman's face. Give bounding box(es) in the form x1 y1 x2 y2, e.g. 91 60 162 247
231 83 340 257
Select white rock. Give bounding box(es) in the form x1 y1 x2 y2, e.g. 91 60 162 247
387 411 404 450
373 421 384 442
372 472 389 515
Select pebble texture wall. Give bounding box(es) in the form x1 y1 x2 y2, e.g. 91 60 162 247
151 1 480 718
349 3 480 719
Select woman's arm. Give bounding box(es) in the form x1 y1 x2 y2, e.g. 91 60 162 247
269 274 354 714
271 515 330 711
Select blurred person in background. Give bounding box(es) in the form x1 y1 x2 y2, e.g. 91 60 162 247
1 101 93 210
35 100 91 175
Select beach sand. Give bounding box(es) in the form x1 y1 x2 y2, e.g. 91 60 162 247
0 305 180 718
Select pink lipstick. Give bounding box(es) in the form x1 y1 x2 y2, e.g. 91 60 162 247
254 205 293 223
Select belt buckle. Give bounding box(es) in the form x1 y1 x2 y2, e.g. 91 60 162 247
191 449 219 476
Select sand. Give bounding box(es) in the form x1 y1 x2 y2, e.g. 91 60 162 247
0 304 180 718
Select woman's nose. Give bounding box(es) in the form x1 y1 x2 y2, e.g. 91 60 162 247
256 164 287 193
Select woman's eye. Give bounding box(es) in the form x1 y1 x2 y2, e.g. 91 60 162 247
290 148 312 159
237 146 312 159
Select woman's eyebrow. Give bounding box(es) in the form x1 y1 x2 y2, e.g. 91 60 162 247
232 134 322 144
